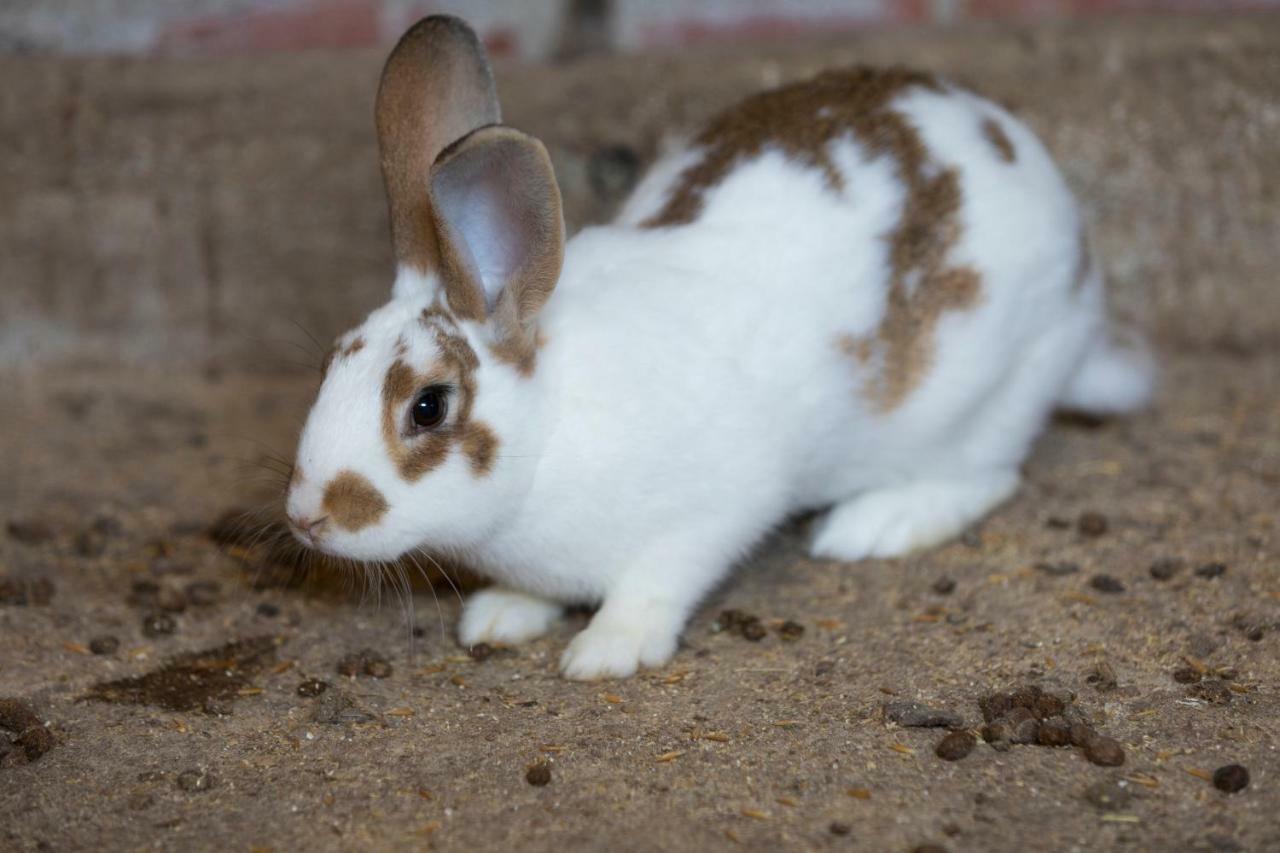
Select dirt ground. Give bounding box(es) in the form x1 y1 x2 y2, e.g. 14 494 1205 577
1 347 1277 852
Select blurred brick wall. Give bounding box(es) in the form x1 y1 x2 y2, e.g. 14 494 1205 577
2 0 1277 59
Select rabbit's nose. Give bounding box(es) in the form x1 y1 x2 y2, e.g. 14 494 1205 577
288 514 329 543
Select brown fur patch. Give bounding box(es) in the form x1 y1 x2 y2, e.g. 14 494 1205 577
981 117 1016 163
322 470 388 532
322 336 366 378
642 67 942 228
461 422 499 476
380 319 496 481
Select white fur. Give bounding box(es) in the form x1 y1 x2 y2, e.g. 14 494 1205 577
289 78 1153 680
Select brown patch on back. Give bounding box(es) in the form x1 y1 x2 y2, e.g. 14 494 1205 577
322 470 389 532
642 67 942 228
981 117 1016 163
381 318 498 481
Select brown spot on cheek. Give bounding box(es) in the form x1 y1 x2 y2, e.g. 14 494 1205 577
981 117 1016 163
462 422 499 476
322 470 388 532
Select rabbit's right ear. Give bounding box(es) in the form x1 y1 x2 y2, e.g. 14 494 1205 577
376 16 500 280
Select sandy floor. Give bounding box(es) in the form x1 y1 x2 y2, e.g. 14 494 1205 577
0 347 1276 851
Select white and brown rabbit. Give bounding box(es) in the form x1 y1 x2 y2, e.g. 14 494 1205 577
285 16 1154 680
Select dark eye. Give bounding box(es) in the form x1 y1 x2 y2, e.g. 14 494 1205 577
410 387 448 431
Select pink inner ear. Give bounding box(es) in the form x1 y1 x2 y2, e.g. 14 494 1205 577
432 149 526 312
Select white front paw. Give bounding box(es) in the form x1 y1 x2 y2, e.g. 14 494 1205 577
559 619 678 681
458 588 563 647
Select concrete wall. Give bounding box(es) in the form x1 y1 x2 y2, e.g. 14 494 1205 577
2 14 1279 369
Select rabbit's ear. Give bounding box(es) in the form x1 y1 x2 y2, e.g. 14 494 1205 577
429 126 565 362
376 16 500 277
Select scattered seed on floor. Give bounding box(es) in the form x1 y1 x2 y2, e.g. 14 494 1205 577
1077 512 1109 537
88 636 120 655
1089 575 1126 594
1084 735 1126 767
1195 562 1227 579
1212 765 1249 793
526 761 552 786
935 731 975 761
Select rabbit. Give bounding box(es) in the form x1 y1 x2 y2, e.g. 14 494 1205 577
284 15 1155 680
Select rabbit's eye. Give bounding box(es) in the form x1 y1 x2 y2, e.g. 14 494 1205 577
409 387 448 431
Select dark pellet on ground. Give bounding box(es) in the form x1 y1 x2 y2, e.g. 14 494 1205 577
127 580 160 607
828 821 851 836
740 619 767 642
1045 516 1072 530
931 577 956 595
777 620 805 640
412 626 426 638
468 643 494 662
1083 735 1125 766
1213 764 1249 793
255 602 280 618
1173 666 1202 684
175 768 215 793
1037 719 1072 747
1089 575 1126 594
1069 722 1096 747
0 698 55 763
142 613 176 637
7 519 55 545
1195 562 1227 579
1077 512 1109 537
885 701 963 729
297 678 329 697
1149 558 1182 580
0 576 55 606
1034 561 1079 577
935 731 975 761
526 761 552 786
88 635 119 655
184 581 220 607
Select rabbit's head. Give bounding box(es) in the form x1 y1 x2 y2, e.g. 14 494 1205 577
286 16 564 560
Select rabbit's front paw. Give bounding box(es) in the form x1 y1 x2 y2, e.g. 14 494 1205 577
458 588 564 647
559 617 678 681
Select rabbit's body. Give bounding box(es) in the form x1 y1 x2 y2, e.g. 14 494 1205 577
286 17 1153 680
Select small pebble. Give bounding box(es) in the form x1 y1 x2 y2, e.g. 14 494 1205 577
1083 735 1125 767
828 821 851 836
175 768 215 792
297 678 329 697
1212 764 1249 793
1077 512 1109 537
141 613 176 637
1195 562 1227 579
1089 575 1125 594
1149 558 1181 580
255 602 280 618
88 635 120 655
777 620 805 640
526 761 552 786
931 577 956 595
935 731 975 761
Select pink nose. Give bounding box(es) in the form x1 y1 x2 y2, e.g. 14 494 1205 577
288 514 328 541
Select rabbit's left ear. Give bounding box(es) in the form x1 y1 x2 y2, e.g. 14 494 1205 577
429 125 565 366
